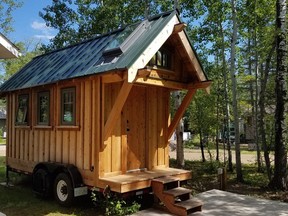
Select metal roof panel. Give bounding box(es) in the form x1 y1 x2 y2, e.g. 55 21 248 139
0 10 206 93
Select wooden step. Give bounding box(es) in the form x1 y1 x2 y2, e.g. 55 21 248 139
163 187 191 204
163 187 191 198
152 176 180 191
152 176 202 216
152 176 180 184
174 198 203 214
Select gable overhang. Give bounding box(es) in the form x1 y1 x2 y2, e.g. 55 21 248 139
127 14 210 92
127 14 180 83
0 34 21 59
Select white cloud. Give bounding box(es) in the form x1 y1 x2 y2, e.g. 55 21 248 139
34 34 55 40
31 21 56 42
31 21 49 30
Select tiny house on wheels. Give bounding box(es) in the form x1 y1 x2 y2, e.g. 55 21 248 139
0 11 210 215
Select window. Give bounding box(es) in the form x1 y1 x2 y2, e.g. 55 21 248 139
148 49 171 69
16 94 29 125
37 91 50 125
61 87 76 125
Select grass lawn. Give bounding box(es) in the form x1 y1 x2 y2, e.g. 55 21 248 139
1 156 287 215
170 158 288 202
0 157 98 216
0 138 6 144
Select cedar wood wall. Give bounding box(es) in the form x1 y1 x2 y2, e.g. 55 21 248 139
6 40 184 187
6 76 171 186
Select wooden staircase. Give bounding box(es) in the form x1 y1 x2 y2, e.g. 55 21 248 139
152 176 203 216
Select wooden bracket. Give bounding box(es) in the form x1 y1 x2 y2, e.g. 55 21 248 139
188 81 212 94
168 89 196 139
103 81 132 141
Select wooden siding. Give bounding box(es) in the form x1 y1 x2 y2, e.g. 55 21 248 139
6 78 101 186
99 83 170 176
6 75 172 187
6 73 174 188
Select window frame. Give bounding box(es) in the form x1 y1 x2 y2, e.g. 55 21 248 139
60 87 76 126
15 94 29 125
37 91 50 125
148 48 172 69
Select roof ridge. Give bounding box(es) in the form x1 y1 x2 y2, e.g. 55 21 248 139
148 10 177 21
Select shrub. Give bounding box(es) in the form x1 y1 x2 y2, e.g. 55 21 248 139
91 187 140 216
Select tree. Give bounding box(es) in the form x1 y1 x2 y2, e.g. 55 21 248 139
238 0 276 178
39 0 178 51
174 91 185 167
230 0 243 182
269 0 287 190
258 41 276 180
188 90 218 162
0 41 42 83
0 0 22 34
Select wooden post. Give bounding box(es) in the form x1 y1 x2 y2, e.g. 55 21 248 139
218 167 227 190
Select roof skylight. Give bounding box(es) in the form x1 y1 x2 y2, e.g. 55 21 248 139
103 20 150 57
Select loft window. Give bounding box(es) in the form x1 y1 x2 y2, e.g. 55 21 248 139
61 87 76 125
148 49 171 69
16 94 29 125
37 91 50 125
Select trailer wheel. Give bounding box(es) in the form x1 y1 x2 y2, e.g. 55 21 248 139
33 168 52 198
54 173 74 206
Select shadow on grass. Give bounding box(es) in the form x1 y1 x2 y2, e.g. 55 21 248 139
0 156 101 216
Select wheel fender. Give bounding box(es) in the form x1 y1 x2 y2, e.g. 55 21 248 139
64 164 83 188
33 162 84 189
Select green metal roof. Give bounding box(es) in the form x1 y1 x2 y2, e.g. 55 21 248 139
0 10 206 92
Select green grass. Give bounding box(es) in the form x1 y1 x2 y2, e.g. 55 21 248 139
170 158 269 195
0 157 97 216
0 138 6 144
0 156 273 215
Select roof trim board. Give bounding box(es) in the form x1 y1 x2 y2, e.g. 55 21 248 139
0 33 21 59
177 30 207 82
127 14 179 83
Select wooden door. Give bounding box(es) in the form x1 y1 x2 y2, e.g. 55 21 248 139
124 86 146 171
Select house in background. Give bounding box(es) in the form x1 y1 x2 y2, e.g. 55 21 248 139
0 11 210 215
0 107 6 136
0 33 21 138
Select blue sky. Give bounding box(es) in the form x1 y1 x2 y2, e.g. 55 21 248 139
9 0 57 45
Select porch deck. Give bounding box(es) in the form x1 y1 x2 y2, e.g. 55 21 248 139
99 167 192 193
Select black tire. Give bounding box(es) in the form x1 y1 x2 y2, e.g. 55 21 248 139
33 168 52 198
54 173 74 206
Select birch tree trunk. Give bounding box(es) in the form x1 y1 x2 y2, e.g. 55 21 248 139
230 0 243 182
269 0 287 190
218 19 233 171
259 42 275 181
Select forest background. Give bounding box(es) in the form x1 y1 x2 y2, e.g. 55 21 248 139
0 0 287 190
